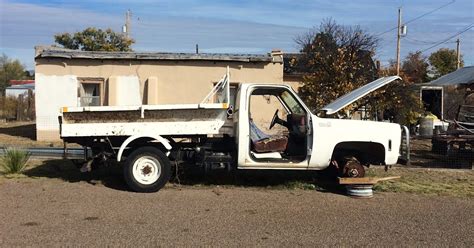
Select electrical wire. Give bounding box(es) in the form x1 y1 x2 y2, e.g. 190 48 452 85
375 0 456 37
420 23 473 52
404 37 456 45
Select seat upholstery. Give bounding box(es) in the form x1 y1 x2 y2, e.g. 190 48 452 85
249 120 288 153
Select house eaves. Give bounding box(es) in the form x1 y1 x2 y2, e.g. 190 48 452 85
35 46 279 63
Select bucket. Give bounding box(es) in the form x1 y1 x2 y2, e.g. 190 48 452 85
346 184 373 198
419 117 434 137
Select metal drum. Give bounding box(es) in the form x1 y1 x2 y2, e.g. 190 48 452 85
346 184 373 198
419 117 434 138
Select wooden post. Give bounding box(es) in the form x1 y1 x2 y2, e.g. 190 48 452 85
456 38 461 69
396 7 402 76
17 95 23 121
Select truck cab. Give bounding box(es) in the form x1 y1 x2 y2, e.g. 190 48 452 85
235 83 407 175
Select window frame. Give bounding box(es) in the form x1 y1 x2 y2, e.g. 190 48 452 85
77 77 105 106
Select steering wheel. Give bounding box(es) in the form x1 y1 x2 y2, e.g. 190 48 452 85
269 109 279 129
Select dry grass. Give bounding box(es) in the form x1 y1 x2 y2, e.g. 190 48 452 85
0 122 66 148
1 148 31 174
367 166 474 197
1 157 473 198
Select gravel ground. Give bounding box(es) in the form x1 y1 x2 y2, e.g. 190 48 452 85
0 178 473 247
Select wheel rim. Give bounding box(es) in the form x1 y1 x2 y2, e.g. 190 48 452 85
132 156 161 185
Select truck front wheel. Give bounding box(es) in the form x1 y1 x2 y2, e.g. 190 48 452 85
123 146 171 192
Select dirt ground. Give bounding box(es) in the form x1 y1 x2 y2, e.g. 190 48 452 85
0 121 64 148
1 122 473 245
1 171 473 247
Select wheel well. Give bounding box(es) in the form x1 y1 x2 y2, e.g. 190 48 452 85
122 137 169 158
332 142 386 165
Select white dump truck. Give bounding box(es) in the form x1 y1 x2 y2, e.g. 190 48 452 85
60 68 409 192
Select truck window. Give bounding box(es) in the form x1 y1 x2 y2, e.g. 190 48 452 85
280 91 304 114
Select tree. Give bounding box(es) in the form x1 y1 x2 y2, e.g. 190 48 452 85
374 61 423 126
0 54 27 95
295 19 379 113
401 51 429 84
54 27 135 52
428 48 463 79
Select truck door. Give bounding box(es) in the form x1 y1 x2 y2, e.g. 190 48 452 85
236 85 313 169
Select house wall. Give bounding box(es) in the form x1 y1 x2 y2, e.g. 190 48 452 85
5 88 32 98
35 58 284 141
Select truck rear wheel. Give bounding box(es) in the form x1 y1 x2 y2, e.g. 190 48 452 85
123 146 171 192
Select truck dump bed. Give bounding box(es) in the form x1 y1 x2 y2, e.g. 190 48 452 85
60 103 229 137
60 68 232 138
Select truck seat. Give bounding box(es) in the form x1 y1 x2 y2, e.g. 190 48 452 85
250 120 288 153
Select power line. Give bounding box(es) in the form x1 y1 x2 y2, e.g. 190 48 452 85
420 23 473 52
404 37 456 45
375 0 456 37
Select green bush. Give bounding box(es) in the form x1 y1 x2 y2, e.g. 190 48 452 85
1 148 31 174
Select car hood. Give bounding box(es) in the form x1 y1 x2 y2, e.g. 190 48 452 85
321 76 401 115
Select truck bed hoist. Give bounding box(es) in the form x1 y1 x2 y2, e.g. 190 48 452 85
60 67 410 192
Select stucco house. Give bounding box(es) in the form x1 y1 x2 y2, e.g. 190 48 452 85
34 46 287 141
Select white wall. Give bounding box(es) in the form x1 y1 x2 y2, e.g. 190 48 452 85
115 76 141 106
35 74 78 134
5 88 32 98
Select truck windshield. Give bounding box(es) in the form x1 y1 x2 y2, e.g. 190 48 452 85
280 91 305 114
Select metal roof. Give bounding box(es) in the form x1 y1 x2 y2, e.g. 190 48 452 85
321 76 401 115
6 83 35 90
35 46 277 63
424 66 474 86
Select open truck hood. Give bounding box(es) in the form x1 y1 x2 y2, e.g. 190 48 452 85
321 76 401 115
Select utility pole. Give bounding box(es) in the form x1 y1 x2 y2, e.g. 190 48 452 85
396 7 402 75
123 9 131 39
456 38 461 69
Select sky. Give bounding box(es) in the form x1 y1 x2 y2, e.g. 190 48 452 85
0 0 473 70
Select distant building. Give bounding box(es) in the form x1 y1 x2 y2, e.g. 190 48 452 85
5 80 35 98
421 66 474 120
35 46 287 141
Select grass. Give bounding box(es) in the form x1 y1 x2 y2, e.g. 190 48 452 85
1 156 472 198
1 147 31 174
283 181 319 190
367 166 474 198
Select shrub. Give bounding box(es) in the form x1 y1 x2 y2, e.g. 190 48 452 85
1 148 31 174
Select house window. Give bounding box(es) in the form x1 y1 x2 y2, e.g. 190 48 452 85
78 78 104 106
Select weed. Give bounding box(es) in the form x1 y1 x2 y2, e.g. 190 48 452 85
1 147 31 174
284 181 318 190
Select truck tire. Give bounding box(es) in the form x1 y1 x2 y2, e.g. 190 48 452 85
123 146 171 193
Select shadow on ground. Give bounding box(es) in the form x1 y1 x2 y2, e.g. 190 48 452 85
0 123 36 140
24 159 128 191
23 159 345 194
